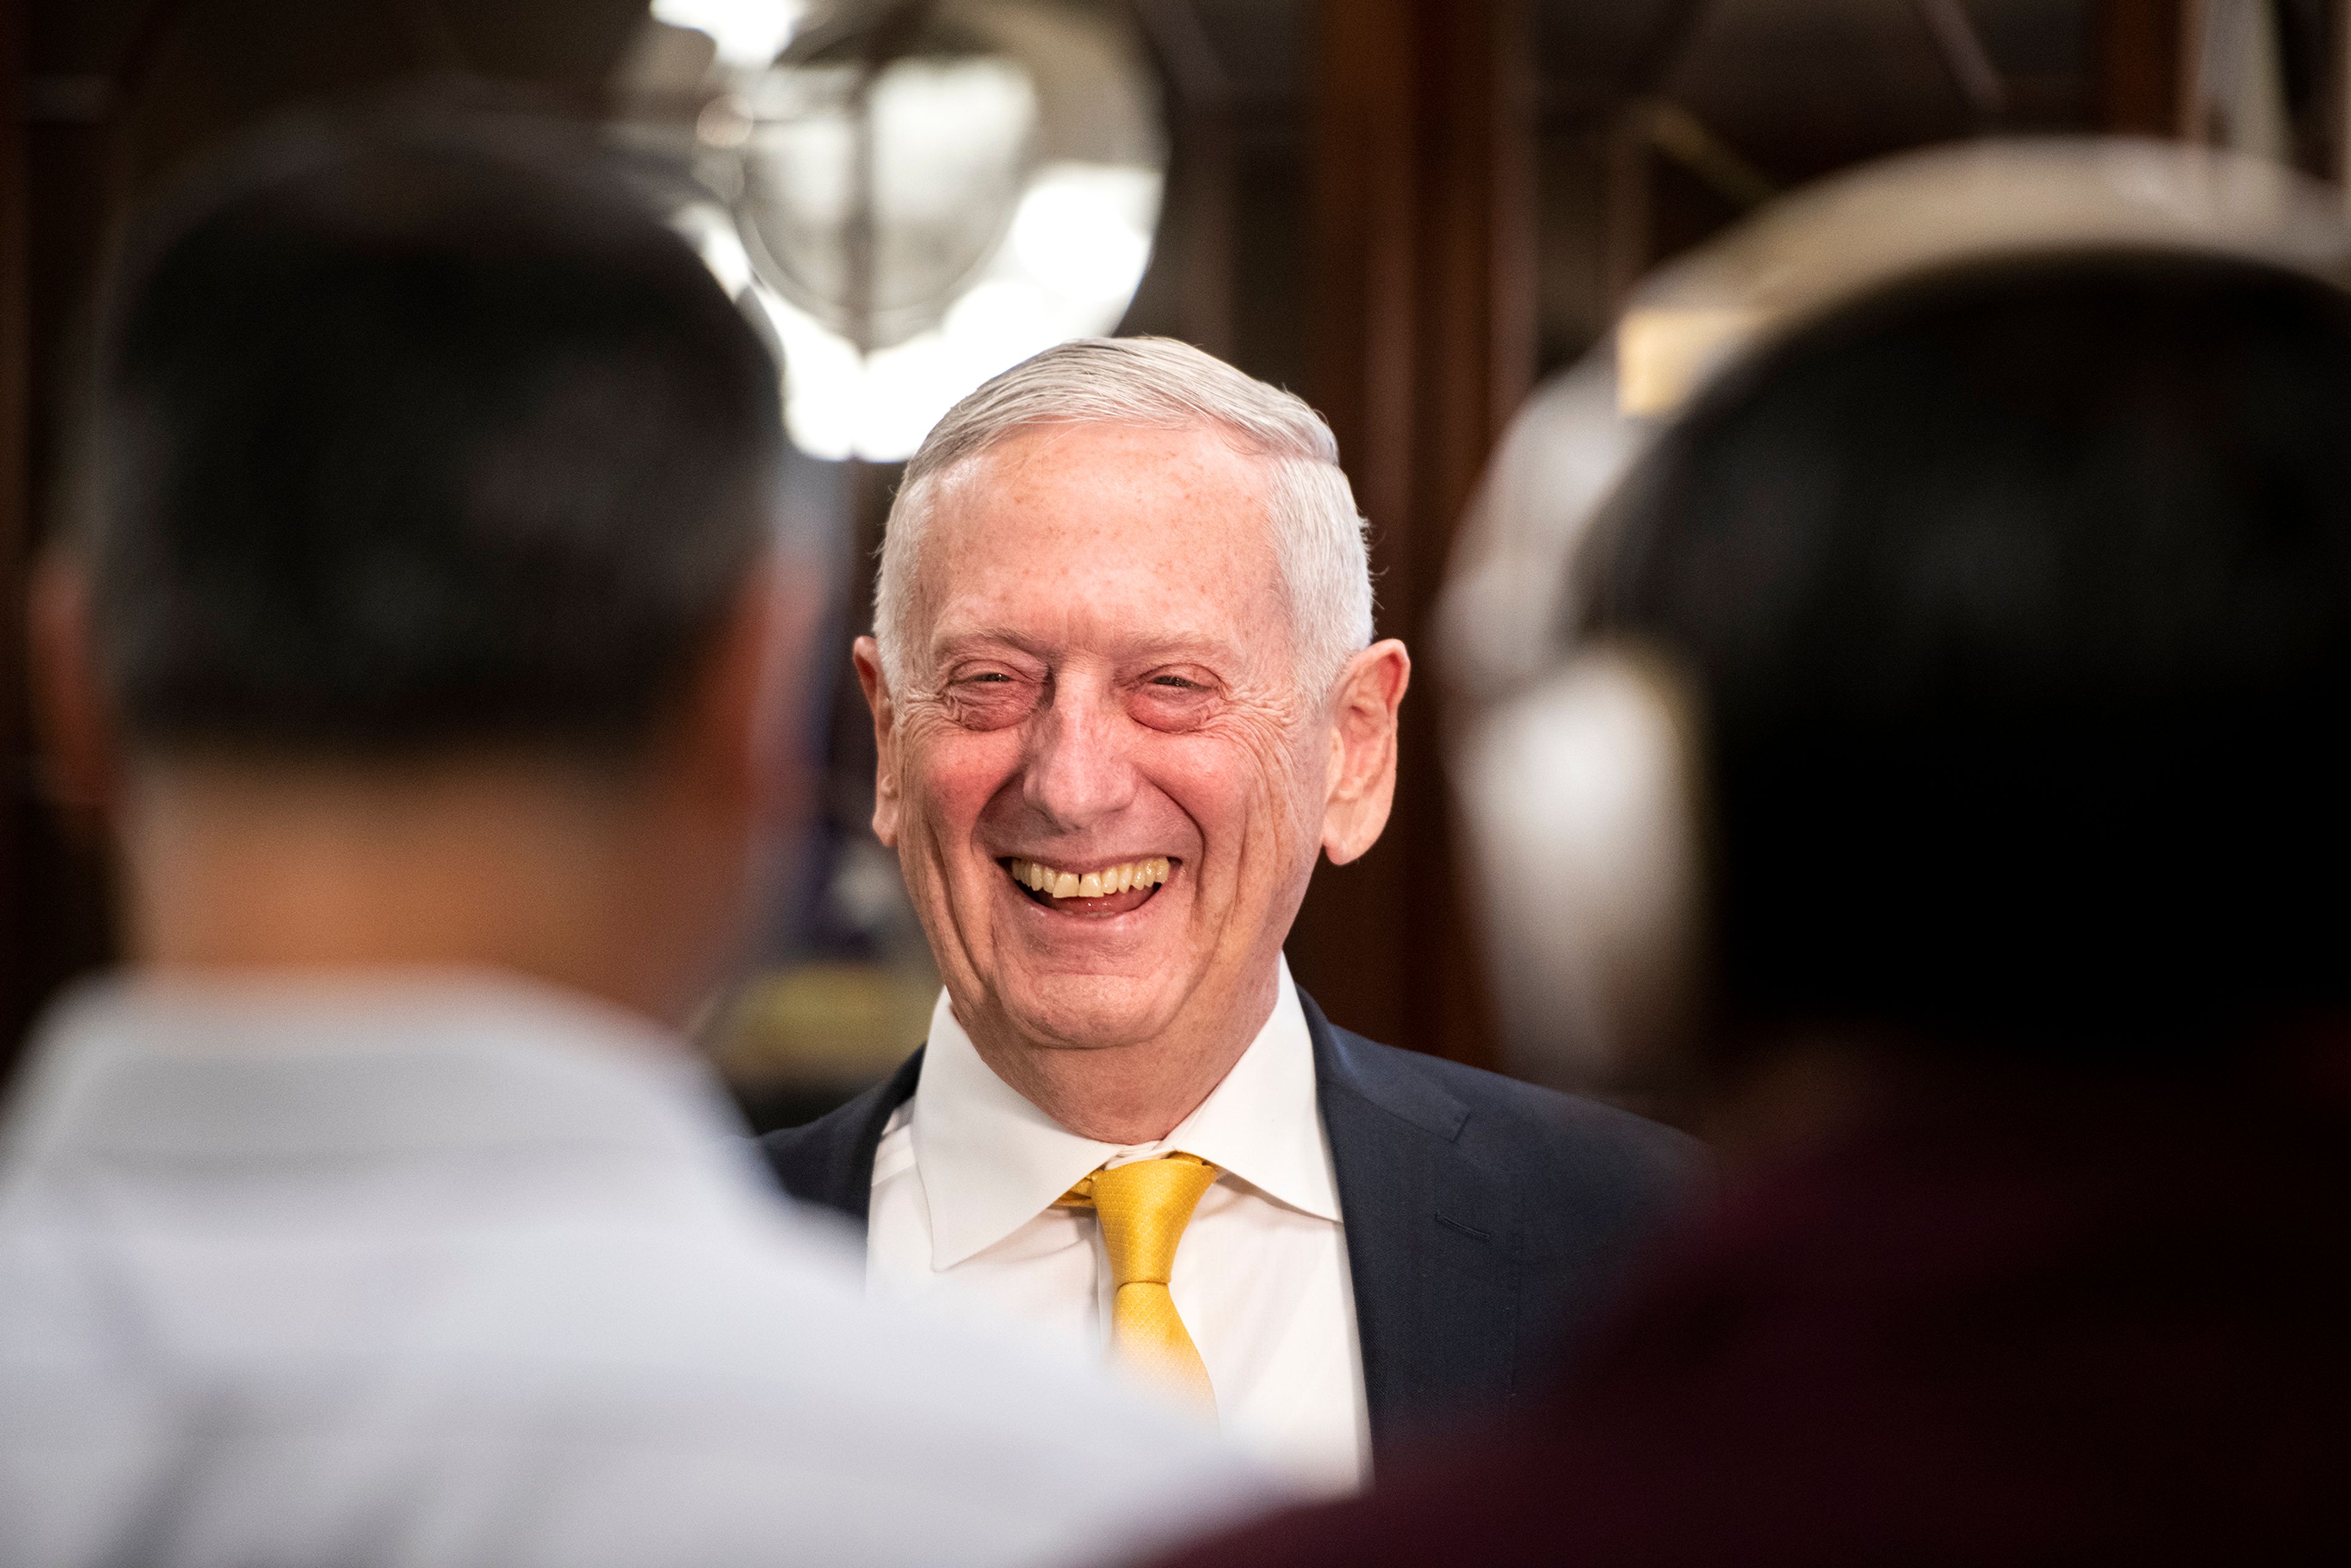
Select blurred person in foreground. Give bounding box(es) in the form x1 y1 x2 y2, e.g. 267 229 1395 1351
0 115 1269 1567
1146 248 2351 1564
759 339 1702 1493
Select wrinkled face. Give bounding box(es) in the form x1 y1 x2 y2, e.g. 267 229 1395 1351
871 422 1332 1056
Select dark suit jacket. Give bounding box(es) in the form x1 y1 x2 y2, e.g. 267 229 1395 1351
758 988 1703 1468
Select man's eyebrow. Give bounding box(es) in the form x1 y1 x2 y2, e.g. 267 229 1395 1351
926 628 1243 665
928 628 1054 664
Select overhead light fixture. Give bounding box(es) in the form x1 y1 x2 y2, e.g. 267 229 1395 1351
622 0 1166 462
650 0 808 71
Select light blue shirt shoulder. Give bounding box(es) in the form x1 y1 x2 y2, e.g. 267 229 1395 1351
0 971 1275 1568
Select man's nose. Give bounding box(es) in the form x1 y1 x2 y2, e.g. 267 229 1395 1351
1022 683 1140 832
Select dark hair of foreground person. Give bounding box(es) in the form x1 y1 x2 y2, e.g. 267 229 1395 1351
1598 252 2351 1057
1141 254 2351 1565
86 115 782 758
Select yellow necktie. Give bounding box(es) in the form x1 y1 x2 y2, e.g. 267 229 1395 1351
1058 1153 1221 1412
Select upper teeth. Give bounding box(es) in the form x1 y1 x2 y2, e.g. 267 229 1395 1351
1007 857 1171 899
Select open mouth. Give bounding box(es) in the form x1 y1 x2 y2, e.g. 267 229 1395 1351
1001 855 1176 917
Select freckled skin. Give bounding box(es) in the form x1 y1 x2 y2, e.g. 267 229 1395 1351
855 421 1410 1142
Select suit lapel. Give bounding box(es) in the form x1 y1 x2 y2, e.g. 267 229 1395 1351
1303 991 1520 1468
760 1046 924 1235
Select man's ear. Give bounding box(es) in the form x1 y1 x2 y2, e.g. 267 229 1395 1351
1321 638 1411 865
28 553 118 840
851 636 901 848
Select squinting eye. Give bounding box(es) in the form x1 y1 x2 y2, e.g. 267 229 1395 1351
944 669 1037 732
1149 675 1201 690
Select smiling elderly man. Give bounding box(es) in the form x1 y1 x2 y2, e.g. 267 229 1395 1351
761 338 1700 1492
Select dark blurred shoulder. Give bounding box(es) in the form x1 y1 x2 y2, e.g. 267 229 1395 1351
753 1048 924 1223
1328 1024 1707 1206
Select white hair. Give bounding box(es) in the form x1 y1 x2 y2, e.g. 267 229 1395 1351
874 336 1374 694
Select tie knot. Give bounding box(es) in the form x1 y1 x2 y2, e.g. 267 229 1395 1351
1073 1153 1220 1287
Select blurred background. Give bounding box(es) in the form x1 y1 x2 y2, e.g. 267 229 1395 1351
4 0 2347 1129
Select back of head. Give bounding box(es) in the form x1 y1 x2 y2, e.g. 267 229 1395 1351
1592 253 2351 1058
88 110 782 759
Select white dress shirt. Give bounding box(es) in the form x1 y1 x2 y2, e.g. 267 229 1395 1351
869 958 1373 1496
0 971 1273 1568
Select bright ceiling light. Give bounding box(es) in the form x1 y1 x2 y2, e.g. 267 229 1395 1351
752 159 1161 462
1008 165 1156 304
626 1 1166 462
651 0 806 70
737 55 1040 350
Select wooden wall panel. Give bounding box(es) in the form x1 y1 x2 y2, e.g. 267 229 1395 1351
1290 0 1534 1066
2100 0 2190 133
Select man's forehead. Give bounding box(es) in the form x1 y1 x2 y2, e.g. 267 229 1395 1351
904 421 1291 670
921 429 1277 580
942 419 1265 510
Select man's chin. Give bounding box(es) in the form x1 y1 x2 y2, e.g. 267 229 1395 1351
991 976 1186 1054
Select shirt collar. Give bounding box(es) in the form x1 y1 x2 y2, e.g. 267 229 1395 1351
1 968 763 1202
910 957 1340 1270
